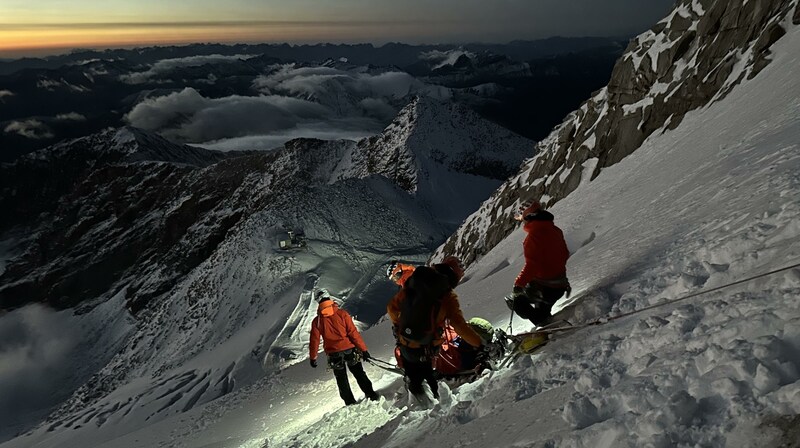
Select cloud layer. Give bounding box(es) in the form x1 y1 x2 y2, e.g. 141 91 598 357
3 119 54 139
120 54 255 84
0 306 77 437
419 49 476 70
55 112 87 121
125 64 450 150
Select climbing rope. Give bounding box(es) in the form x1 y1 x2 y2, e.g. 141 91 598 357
502 261 800 345
366 358 405 376
493 262 800 368
536 261 800 336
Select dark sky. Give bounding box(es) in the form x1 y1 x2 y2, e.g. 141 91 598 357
1 0 676 57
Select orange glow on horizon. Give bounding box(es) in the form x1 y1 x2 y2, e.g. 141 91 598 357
0 21 447 57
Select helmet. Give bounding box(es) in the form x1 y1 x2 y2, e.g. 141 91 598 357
441 256 464 282
519 200 542 221
386 260 400 280
467 317 494 344
315 289 331 303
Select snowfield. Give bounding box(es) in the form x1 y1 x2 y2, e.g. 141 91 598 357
5 15 794 448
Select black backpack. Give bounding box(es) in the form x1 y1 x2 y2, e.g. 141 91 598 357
397 266 452 346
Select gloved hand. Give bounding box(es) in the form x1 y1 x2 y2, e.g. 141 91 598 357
475 346 492 367
506 286 525 311
480 342 504 361
310 358 317 368
362 350 371 361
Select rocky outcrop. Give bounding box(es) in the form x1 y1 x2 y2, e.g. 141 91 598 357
794 1 800 23
434 0 798 266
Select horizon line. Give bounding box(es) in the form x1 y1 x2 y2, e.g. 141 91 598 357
0 19 464 30
0 34 630 59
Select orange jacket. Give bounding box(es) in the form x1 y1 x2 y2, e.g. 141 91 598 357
433 326 462 374
387 289 483 349
390 263 415 287
309 300 368 361
515 211 570 288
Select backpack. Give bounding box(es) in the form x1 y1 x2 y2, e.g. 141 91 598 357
397 266 451 347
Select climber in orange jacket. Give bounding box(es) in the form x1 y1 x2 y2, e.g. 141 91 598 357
387 256 485 401
309 289 379 405
507 199 571 326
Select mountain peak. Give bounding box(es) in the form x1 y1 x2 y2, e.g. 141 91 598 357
362 96 533 182
17 126 232 168
111 127 232 166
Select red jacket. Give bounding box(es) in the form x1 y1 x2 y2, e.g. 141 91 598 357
309 300 368 361
515 211 570 288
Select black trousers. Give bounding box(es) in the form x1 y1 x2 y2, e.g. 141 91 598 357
332 361 377 405
401 356 439 399
512 283 568 326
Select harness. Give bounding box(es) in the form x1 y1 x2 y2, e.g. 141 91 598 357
327 348 362 370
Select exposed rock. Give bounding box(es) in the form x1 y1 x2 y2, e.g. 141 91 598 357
795 1 800 23
435 0 798 266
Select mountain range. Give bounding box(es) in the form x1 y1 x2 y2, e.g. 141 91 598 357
0 38 622 162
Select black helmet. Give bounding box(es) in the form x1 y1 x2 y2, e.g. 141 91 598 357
315 289 331 303
386 260 399 279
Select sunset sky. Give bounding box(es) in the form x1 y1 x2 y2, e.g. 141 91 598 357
0 0 674 58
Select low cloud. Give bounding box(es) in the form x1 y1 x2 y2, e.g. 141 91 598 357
55 112 87 121
0 90 13 102
198 126 374 152
253 64 447 110
120 54 254 84
0 306 78 437
125 88 353 142
419 49 476 70
3 120 54 139
125 64 451 151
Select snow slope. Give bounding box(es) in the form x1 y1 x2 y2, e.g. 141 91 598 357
0 95 533 445
10 8 798 448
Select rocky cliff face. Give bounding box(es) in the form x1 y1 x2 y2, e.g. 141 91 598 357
435 0 800 265
0 129 248 312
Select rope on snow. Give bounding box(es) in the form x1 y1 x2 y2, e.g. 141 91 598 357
531 261 800 337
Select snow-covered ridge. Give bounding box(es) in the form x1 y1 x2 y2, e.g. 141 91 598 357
16 126 231 166
341 96 533 191
435 0 800 266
